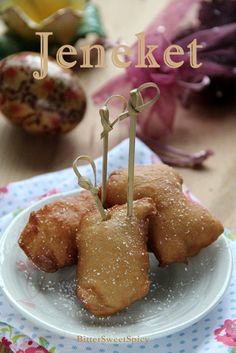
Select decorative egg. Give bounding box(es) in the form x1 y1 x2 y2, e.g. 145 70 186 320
0 52 86 134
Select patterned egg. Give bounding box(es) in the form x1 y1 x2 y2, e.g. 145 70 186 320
0 52 86 134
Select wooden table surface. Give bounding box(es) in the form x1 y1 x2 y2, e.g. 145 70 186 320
0 0 236 352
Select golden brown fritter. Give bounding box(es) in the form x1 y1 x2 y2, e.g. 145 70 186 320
105 164 224 266
19 191 96 272
76 198 156 317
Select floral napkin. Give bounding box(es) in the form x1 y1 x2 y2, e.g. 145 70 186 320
0 138 235 353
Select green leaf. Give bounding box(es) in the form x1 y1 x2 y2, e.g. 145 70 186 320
12 334 26 344
49 347 56 353
39 337 49 348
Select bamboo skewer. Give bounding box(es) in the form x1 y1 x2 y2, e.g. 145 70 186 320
100 95 127 207
100 106 110 206
73 155 107 221
73 82 160 220
119 83 160 217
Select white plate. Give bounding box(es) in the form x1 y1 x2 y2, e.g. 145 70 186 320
0 190 233 340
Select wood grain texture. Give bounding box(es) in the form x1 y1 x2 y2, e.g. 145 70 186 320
0 0 236 352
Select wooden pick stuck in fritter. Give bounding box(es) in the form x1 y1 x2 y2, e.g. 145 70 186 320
73 155 107 221
100 94 127 207
100 82 160 217
119 83 160 217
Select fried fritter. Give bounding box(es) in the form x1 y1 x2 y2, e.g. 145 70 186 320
76 198 156 317
105 165 224 266
19 191 96 272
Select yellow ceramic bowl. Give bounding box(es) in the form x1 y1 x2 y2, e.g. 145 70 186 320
0 0 87 43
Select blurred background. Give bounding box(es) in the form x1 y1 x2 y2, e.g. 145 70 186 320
0 0 235 231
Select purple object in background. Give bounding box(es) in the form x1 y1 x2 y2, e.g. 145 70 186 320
94 0 236 143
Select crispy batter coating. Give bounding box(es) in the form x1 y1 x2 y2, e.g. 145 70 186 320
19 191 96 272
105 165 224 266
76 198 156 317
